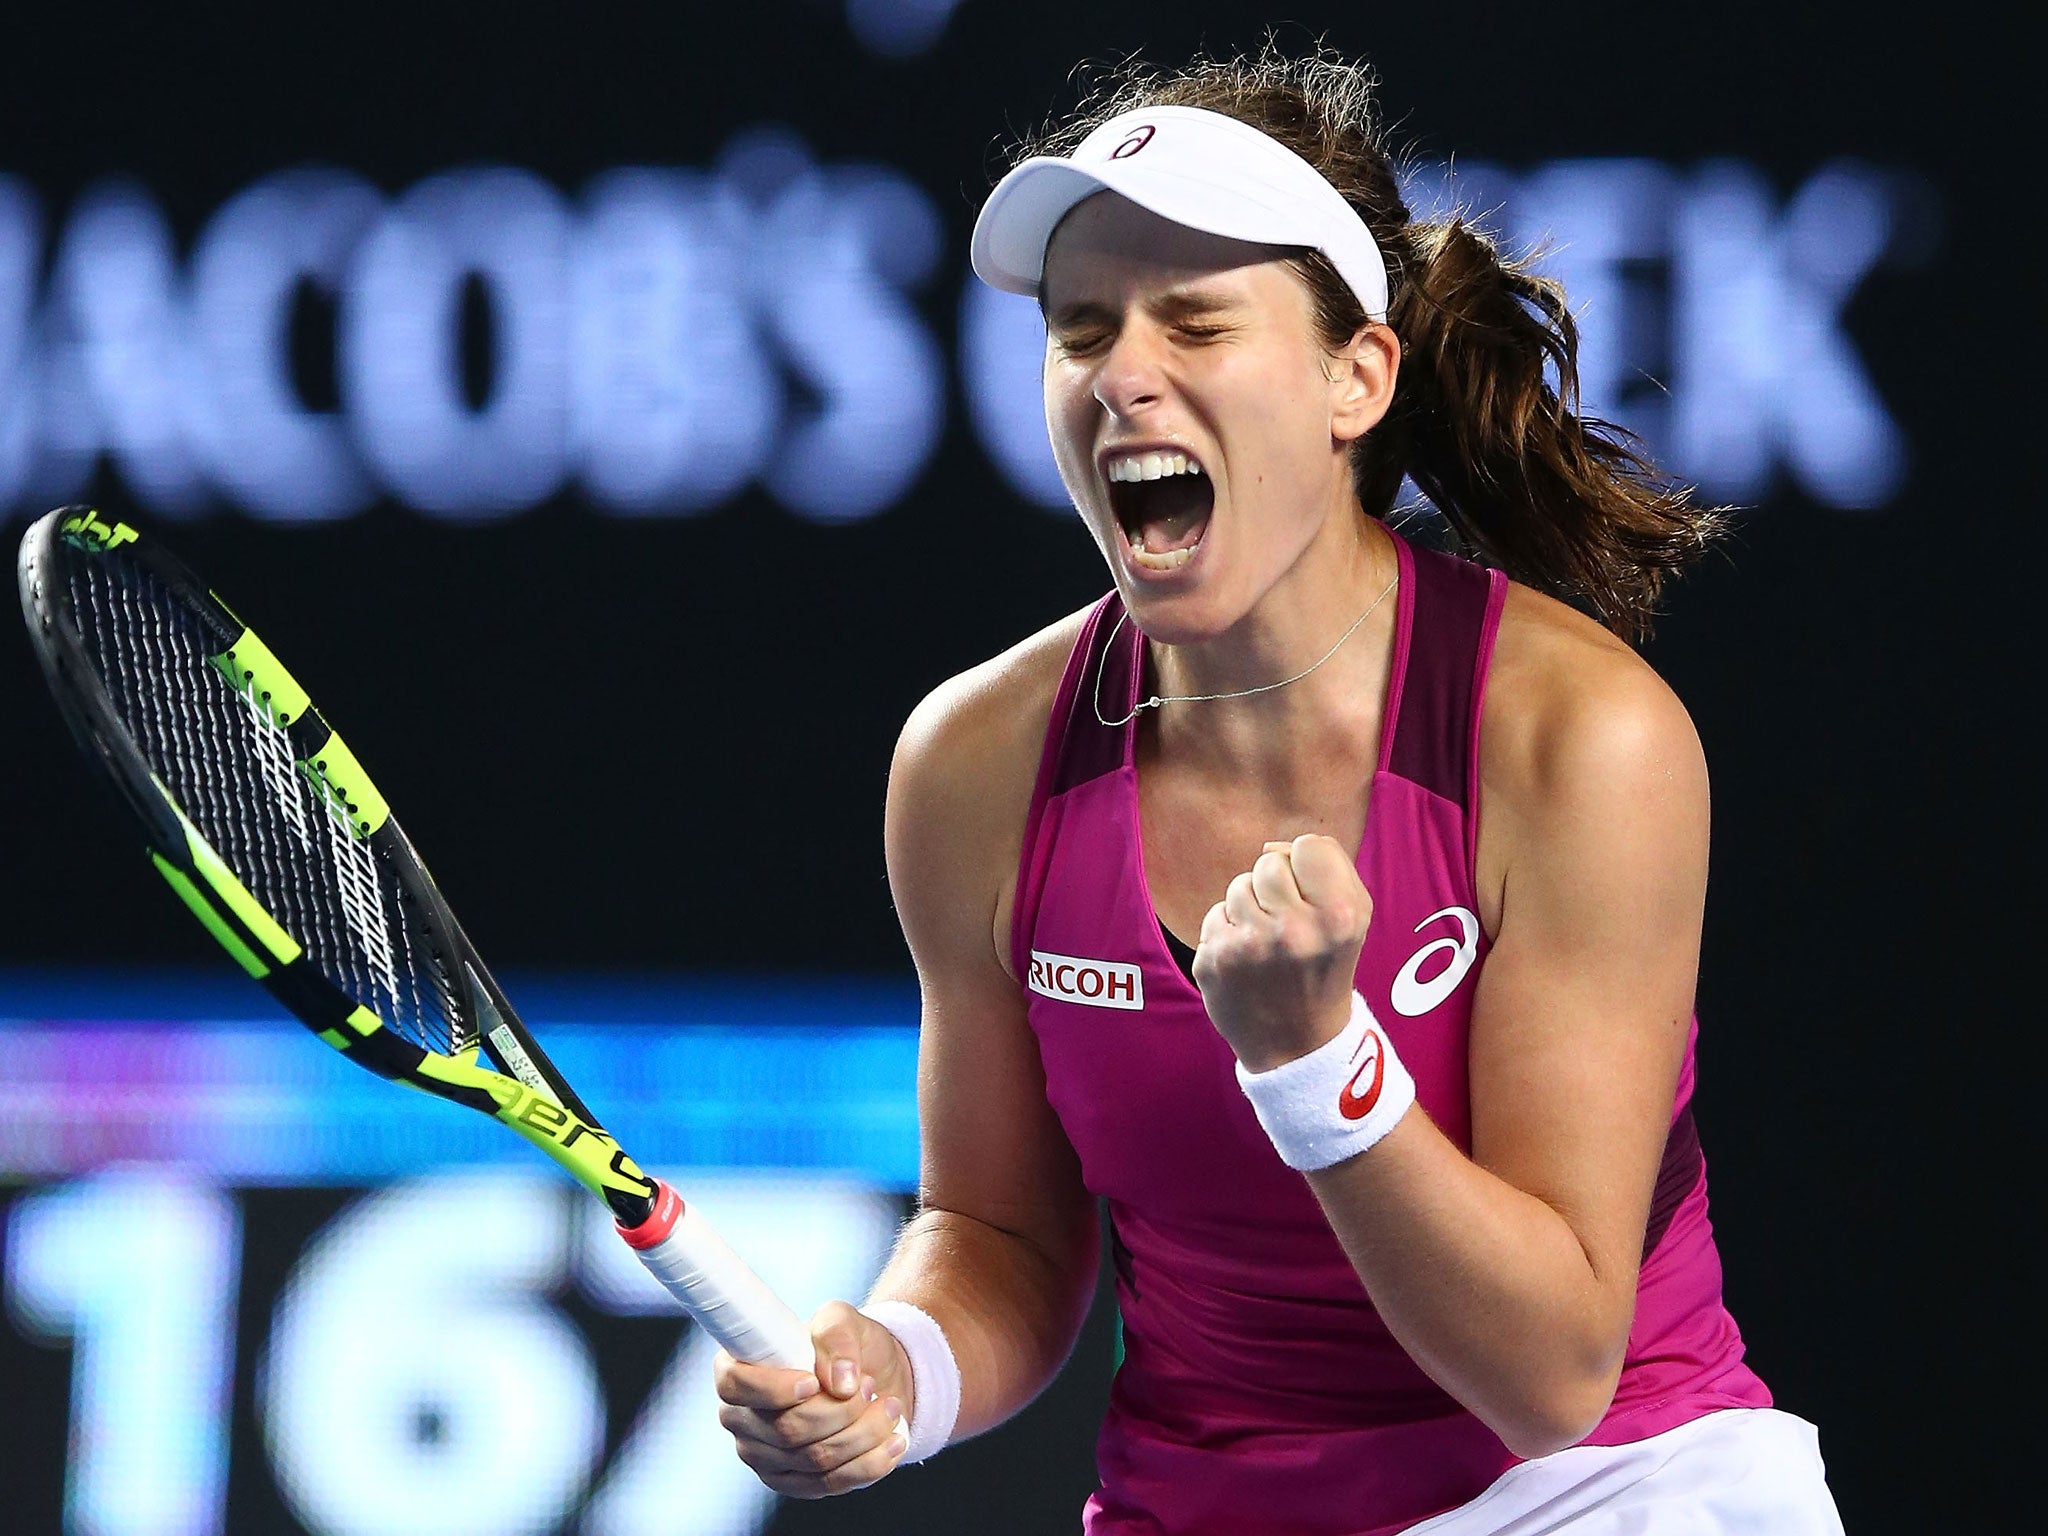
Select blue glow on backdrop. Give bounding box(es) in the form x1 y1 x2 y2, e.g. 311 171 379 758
0 972 921 1184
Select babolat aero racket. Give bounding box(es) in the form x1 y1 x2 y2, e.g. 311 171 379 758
16 504 813 1370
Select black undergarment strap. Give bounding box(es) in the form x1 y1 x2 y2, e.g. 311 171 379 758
1158 919 1198 985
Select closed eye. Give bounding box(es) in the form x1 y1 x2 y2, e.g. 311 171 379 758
1051 330 1113 357
1052 324 1231 356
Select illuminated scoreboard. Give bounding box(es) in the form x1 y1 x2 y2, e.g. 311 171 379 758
0 973 919 1536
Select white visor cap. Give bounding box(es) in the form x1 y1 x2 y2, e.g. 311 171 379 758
971 104 1389 323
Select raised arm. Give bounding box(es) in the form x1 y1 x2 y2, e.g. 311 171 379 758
1197 591 1709 1458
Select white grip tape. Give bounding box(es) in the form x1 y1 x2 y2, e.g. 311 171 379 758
624 1188 813 1370
1234 990 1417 1171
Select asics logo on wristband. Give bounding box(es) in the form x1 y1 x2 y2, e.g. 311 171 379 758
1336 1029 1386 1120
1237 991 1416 1172
1390 906 1481 1017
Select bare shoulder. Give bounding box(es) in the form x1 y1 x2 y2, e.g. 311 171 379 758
1485 582 1702 780
887 604 1095 980
890 604 1091 836
1477 582 1708 897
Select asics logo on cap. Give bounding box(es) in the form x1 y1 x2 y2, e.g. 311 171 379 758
1109 125 1155 159
1028 949 1144 1010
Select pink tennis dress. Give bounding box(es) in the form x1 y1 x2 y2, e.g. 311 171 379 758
1010 533 1772 1536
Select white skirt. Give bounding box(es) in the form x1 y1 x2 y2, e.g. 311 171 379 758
1400 1409 1844 1535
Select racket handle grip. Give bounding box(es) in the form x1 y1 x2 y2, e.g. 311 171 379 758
618 1181 814 1370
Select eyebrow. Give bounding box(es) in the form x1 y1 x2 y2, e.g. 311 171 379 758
1043 287 1247 329
1151 289 1243 323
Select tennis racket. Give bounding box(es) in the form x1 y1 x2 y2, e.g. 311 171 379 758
16 504 814 1371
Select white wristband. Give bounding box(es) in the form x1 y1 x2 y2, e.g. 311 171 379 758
858 1299 960 1465
1234 990 1417 1171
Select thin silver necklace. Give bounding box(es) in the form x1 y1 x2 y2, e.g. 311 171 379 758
1093 569 1400 729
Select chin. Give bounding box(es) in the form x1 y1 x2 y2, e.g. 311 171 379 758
1114 578 1241 648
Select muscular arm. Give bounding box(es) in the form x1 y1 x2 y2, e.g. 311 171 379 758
868 631 1101 1441
1207 597 1708 1459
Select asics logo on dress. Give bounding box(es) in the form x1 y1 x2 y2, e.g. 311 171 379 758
1389 906 1481 1017
1028 950 1144 1011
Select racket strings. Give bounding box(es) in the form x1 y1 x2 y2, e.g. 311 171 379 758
66 553 466 1057
323 782 404 1015
389 880 438 1057
247 681 314 853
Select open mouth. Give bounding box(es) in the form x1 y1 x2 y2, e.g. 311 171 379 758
1105 450 1214 571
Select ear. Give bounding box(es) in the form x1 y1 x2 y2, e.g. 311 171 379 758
1328 324 1399 445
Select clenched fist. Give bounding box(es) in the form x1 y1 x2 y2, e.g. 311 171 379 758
715 1300 910 1498
1192 833 1375 1073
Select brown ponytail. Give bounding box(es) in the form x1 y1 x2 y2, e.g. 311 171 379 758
1009 43 1726 643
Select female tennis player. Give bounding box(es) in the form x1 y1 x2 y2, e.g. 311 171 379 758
714 47 1845 1534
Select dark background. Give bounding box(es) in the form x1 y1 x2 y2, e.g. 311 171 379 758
1 2 2025 1532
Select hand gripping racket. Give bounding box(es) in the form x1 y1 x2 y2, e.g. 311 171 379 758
16 505 814 1370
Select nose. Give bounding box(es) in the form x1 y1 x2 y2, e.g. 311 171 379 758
1091 321 1169 420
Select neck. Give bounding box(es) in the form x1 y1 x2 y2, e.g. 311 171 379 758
1148 508 1396 700
1142 512 1400 776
